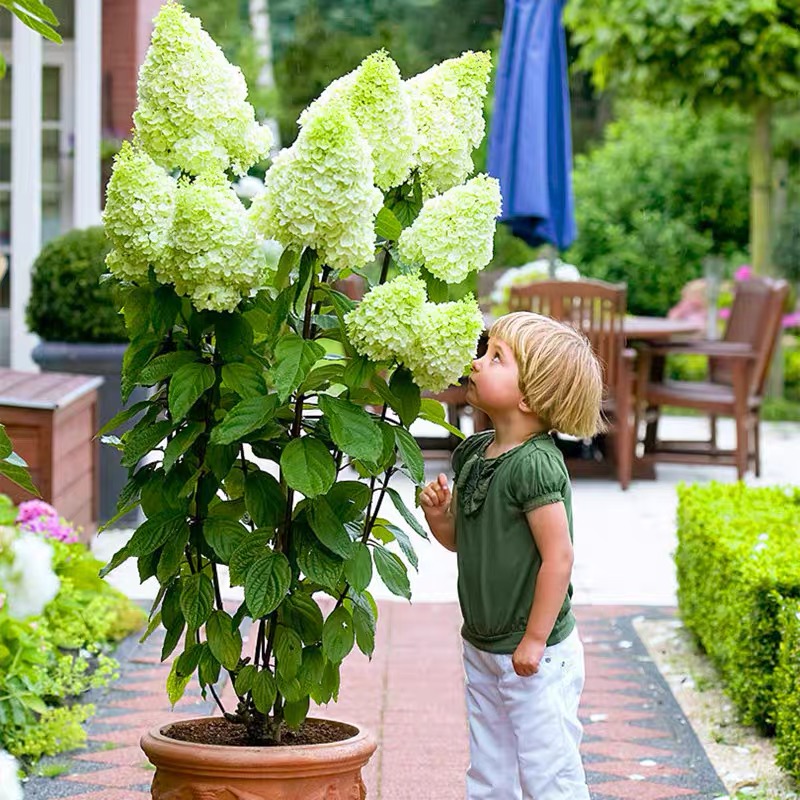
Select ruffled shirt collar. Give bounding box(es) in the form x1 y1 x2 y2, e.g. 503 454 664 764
457 431 552 517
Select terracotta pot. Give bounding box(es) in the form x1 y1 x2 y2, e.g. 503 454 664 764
140 717 377 800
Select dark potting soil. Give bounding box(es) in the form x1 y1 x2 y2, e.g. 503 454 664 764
162 717 358 747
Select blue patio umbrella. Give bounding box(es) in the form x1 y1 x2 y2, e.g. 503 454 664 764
487 0 576 251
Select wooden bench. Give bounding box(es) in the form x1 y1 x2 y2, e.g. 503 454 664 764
0 369 103 540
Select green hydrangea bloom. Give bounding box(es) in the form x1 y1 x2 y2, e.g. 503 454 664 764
398 174 502 283
133 2 272 175
402 296 484 392
102 141 176 281
250 105 383 271
158 175 266 312
406 51 492 197
300 51 417 191
345 274 427 362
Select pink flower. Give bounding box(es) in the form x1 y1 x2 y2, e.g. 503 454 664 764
15 500 57 525
734 264 753 282
718 307 731 320
783 312 800 330
16 500 79 544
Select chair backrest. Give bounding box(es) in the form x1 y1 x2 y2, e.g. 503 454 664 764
711 277 790 395
507 279 627 396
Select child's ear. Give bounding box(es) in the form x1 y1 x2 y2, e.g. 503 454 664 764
518 396 534 414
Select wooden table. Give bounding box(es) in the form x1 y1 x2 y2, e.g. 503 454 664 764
0 369 103 538
622 316 703 342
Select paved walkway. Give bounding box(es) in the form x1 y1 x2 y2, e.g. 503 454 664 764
26 603 726 800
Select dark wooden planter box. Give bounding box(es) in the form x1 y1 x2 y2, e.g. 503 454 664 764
0 369 103 541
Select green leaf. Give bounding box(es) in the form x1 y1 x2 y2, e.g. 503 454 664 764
0 425 12 459
245 552 291 617
344 543 373 593
206 610 242 670
387 487 429 540
271 334 325 402
122 419 173 467
419 398 465 438
422 267 449 303
375 206 403 241
299 362 346 394
198 647 221 688
98 542 130 578
0 459 38 495
283 696 310 729
308 497 356 558
96 400 150 437
163 422 205 473
297 543 343 591
298 646 325 694
205 443 238 482
318 394 384 462
389 367 421 427
204 518 248 562
126 511 188 557
373 546 411 599
169 363 215 421
235 664 257 695
245 471 286 529
375 521 418 570
275 628 303 679
326 481 371 523
251 669 277 713
222 363 266 399
280 437 336 498
282 592 324 644
229 532 269 586
322 606 355 664
152 285 182 335
216 313 254 362
342 355 375 391
273 245 301 291
138 351 198 387
393 426 425 485
315 660 341 704
176 643 204 678
294 248 318 305
156 521 191 583
180 572 215 629
211 395 279 445
167 660 191 707
351 594 377 657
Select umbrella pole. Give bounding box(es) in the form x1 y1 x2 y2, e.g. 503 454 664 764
544 243 558 278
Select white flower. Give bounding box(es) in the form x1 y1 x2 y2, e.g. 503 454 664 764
345 274 427 362
300 50 417 191
490 259 581 304
157 175 267 312
250 104 383 271
406 51 492 197
134 3 272 175
234 174 268 201
0 750 23 800
398 174 501 283
402 296 484 392
0 532 60 620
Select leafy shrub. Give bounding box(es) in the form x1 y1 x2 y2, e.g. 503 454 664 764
567 103 750 316
0 495 145 766
774 204 800 285
785 344 800 402
665 353 708 383
676 483 800 731
775 600 800 778
26 226 127 344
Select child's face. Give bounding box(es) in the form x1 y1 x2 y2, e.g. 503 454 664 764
466 336 526 414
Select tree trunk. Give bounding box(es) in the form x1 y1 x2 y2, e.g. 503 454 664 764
749 99 772 275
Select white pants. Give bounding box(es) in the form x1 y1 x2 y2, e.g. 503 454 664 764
463 629 591 800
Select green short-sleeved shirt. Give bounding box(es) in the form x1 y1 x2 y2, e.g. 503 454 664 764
452 430 576 654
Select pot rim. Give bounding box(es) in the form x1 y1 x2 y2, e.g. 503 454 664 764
140 716 377 779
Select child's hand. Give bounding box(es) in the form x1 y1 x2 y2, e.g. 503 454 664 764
420 473 451 519
512 635 546 677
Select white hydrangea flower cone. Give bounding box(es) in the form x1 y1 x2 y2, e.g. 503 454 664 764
103 141 177 282
0 533 60 620
402 296 484 392
0 750 22 800
398 174 502 283
134 2 272 176
345 274 427 362
158 176 267 312
406 51 492 197
250 106 383 271
300 51 417 191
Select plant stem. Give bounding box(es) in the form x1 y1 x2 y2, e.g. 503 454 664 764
378 247 392 285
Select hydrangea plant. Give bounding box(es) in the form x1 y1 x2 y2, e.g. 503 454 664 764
101 2 497 746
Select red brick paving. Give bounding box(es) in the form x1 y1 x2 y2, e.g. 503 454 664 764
23 605 727 800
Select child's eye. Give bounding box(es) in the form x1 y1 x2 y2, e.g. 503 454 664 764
491 353 501 362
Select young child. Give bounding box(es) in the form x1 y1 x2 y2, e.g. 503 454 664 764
420 311 604 800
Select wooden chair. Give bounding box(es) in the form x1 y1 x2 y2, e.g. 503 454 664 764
506 280 636 490
637 277 789 479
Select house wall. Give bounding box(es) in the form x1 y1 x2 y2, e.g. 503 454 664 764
101 0 162 136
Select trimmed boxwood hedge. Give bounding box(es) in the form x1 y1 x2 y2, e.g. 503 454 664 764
676 482 800 732
776 599 800 776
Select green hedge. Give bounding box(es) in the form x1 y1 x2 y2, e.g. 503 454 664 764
776 599 800 777
676 483 800 731
26 226 127 344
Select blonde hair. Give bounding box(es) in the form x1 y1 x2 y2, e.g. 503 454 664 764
489 312 605 438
